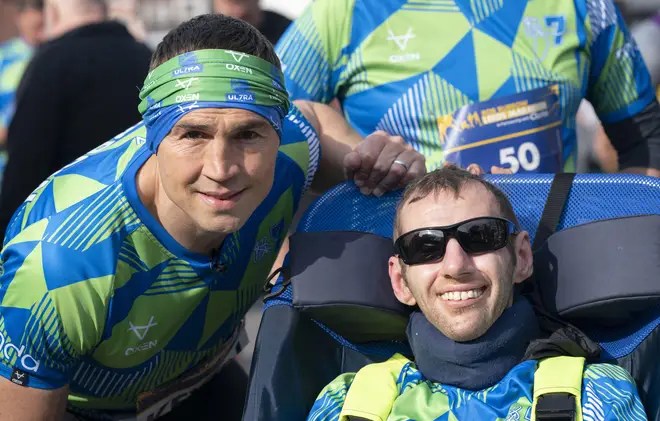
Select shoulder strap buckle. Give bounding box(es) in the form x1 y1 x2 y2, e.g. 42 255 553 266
535 392 576 421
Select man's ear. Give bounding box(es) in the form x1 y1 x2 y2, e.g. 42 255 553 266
389 256 416 306
512 231 533 284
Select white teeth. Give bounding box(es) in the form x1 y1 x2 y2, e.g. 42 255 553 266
441 288 484 301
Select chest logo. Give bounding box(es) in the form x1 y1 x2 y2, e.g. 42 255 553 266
386 27 420 63
522 15 567 62
128 316 157 341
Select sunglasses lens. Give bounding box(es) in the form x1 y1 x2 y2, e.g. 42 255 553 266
457 218 508 253
400 229 446 265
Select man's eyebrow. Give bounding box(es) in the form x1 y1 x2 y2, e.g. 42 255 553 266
229 119 272 133
173 122 215 132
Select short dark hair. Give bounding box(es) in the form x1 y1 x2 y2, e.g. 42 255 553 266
393 164 520 238
149 14 281 71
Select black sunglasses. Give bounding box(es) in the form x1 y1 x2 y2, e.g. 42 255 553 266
394 217 518 265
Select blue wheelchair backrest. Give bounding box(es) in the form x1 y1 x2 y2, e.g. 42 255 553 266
247 174 660 421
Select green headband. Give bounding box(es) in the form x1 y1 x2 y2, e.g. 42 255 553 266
138 49 290 120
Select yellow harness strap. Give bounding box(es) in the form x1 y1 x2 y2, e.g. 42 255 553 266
339 353 410 421
339 354 584 421
531 356 585 421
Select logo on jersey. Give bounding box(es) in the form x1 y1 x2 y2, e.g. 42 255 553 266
11 368 28 386
270 220 285 245
523 15 566 62
128 316 157 340
126 316 159 356
386 27 420 63
253 238 272 263
0 332 40 372
616 41 635 60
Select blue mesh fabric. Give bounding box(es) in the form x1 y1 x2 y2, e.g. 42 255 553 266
266 174 660 359
263 281 293 310
583 303 660 360
312 320 412 357
299 174 660 243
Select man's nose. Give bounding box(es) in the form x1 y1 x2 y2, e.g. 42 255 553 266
203 138 241 182
440 238 472 279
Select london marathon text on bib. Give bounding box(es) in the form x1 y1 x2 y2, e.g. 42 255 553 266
438 85 562 173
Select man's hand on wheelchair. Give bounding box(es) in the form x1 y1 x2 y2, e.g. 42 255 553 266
343 131 426 196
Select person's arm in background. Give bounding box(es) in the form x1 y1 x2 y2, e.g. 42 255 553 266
584 0 660 176
274 0 352 104
296 100 425 196
268 100 425 278
0 47 62 238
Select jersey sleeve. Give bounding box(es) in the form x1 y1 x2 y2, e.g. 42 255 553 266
584 0 657 124
281 104 322 194
0 219 112 389
275 0 354 103
581 364 647 421
306 373 355 421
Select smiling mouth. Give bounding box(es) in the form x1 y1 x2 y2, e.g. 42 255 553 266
440 286 487 302
201 189 244 200
197 189 245 210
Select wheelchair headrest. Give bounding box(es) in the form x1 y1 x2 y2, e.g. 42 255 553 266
287 174 660 341
289 231 411 343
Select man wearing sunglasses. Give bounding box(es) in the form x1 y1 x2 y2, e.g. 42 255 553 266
306 165 646 421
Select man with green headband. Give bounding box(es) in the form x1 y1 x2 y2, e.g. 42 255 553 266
0 14 426 421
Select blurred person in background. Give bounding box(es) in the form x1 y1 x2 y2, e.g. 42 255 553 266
575 8 660 174
0 0 152 238
630 12 660 97
107 0 147 42
15 0 44 46
0 0 43 145
213 0 291 45
278 0 660 178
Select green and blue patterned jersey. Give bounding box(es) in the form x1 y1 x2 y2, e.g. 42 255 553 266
0 104 320 417
0 37 32 130
277 0 655 171
308 358 647 421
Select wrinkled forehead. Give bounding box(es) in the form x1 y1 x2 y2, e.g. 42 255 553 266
399 183 501 233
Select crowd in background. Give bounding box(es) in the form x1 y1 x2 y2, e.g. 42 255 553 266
2 0 660 206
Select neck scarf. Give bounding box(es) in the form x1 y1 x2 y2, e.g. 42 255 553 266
407 297 540 390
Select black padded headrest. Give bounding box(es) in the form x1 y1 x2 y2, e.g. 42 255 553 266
534 214 660 325
288 231 411 343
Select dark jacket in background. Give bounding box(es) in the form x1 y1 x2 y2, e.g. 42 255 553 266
0 21 152 238
259 10 291 45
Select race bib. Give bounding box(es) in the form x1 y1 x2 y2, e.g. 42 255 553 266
436 85 562 173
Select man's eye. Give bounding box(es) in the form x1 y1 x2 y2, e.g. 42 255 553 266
235 131 261 142
183 130 206 140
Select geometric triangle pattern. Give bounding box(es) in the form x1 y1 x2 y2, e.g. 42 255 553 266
585 0 618 41
278 0 656 171
469 0 504 24
376 72 471 161
0 103 313 413
432 30 479 103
